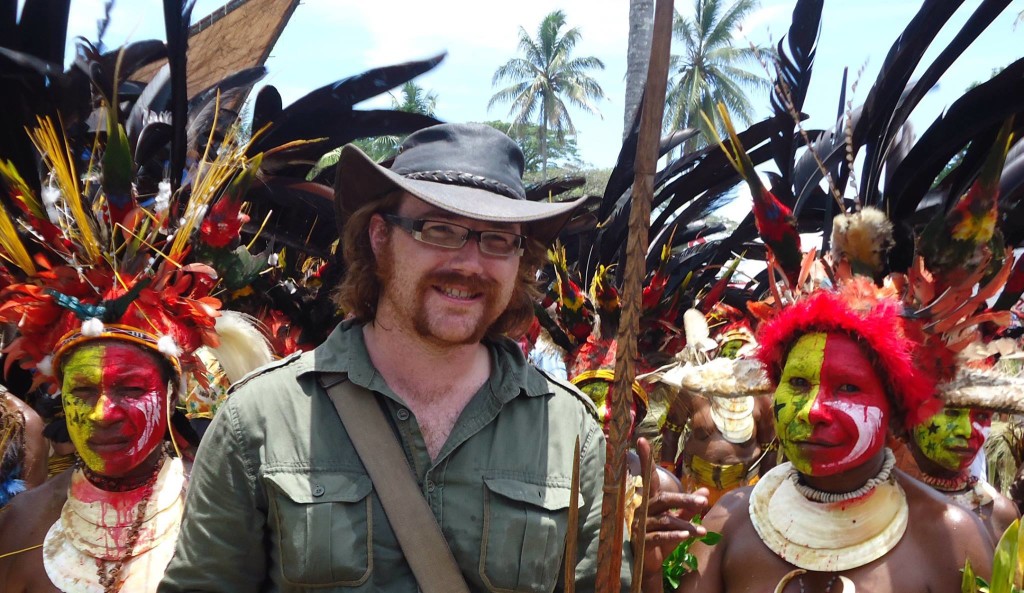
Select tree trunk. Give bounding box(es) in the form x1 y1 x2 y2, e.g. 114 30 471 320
623 0 655 141
540 100 549 176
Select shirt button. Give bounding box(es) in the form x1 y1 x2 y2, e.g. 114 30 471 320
312 484 325 497
396 408 410 421
426 481 436 493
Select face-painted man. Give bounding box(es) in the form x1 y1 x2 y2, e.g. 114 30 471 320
910 406 990 474
774 332 890 478
680 288 995 593
898 396 1019 542
61 341 172 481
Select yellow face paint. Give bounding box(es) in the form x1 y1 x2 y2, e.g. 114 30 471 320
774 333 826 473
912 406 989 472
62 344 106 472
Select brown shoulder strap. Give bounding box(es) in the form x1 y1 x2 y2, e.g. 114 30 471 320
319 373 471 593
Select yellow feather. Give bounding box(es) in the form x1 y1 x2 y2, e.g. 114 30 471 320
0 202 35 275
27 116 101 263
0 160 44 219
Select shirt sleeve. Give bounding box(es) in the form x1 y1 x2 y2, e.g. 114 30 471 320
159 396 267 593
566 422 634 593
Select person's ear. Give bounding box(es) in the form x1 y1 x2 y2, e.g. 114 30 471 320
368 213 388 256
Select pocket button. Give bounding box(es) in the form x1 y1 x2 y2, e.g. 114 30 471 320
312 483 325 497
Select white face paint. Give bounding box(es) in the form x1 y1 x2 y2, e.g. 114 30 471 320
826 400 885 467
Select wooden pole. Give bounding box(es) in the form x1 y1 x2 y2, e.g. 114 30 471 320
594 0 675 590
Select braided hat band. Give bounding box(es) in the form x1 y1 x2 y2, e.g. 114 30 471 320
403 171 521 201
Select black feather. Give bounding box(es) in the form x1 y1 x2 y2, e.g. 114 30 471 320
252 85 283 136
769 0 822 197
854 0 966 204
163 0 195 191
885 58 1024 221
248 53 446 157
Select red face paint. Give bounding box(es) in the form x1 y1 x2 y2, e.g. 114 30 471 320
775 332 890 476
62 342 169 478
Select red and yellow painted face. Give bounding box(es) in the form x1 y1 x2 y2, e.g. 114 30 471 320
577 379 638 440
774 332 890 476
61 341 169 477
911 406 991 472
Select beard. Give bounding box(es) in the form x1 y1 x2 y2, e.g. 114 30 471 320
376 238 512 346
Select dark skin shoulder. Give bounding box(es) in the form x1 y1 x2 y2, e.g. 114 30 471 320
0 469 70 593
897 470 993 588
3 394 47 489
986 490 1020 543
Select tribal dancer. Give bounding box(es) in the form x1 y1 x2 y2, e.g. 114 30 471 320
894 375 1022 542
680 99 1000 589
656 305 776 508
681 281 993 593
0 109 271 592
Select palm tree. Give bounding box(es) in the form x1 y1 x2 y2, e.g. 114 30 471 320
391 81 438 117
489 10 606 175
664 0 772 153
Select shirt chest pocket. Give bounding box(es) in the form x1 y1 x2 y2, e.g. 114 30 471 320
266 471 374 587
479 477 576 593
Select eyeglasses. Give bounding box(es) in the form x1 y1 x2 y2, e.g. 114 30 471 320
382 214 525 257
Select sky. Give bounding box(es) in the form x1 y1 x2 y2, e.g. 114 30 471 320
61 0 1023 172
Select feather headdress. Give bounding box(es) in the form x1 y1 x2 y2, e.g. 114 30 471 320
0 113 267 393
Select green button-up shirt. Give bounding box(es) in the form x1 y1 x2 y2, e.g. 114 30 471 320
160 321 629 592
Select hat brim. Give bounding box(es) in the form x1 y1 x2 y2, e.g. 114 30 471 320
938 368 1024 414
334 144 585 243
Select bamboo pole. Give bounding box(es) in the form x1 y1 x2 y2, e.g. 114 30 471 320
594 0 675 590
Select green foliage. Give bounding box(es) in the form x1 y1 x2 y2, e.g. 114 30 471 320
482 120 583 173
488 10 606 174
664 0 773 153
662 516 722 591
962 519 1024 593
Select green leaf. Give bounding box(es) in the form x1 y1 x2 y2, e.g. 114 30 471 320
661 518 722 591
992 519 1021 593
963 560 978 593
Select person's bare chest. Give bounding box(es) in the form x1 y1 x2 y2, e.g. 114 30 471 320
722 528 947 593
684 403 761 462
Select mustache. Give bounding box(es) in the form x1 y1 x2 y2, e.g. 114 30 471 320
424 270 498 294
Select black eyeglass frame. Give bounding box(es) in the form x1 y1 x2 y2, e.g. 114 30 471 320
381 214 526 257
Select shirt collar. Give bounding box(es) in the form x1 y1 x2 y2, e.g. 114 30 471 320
298 320 553 404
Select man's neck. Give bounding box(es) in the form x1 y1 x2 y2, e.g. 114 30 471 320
362 320 490 404
798 450 887 494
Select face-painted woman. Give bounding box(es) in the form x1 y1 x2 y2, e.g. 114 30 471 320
61 341 171 480
911 406 991 473
774 332 891 477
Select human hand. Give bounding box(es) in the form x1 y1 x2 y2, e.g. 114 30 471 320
635 438 709 580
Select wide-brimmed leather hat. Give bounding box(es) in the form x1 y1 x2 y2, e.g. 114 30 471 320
334 123 585 243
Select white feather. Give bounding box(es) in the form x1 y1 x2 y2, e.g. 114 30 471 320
210 311 275 384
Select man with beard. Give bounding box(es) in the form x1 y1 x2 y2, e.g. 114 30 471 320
160 123 707 593
680 286 994 593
